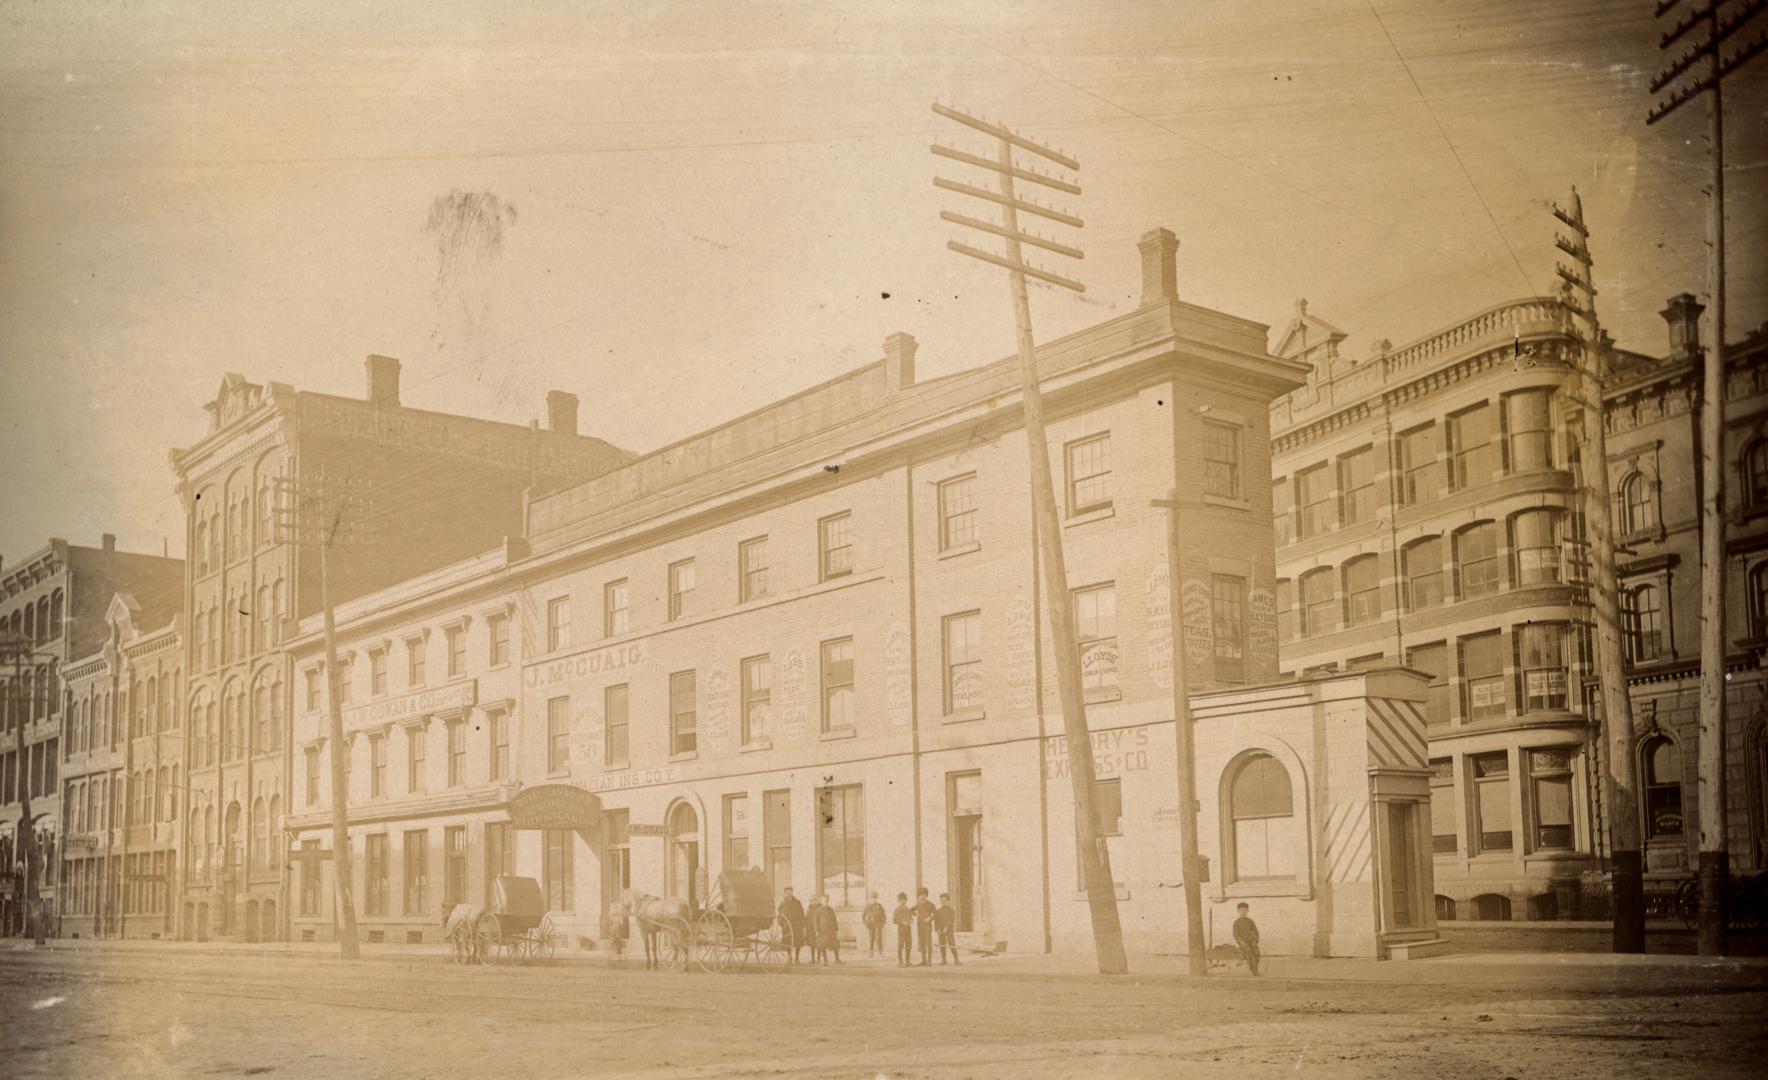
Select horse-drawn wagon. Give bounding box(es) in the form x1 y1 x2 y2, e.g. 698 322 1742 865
626 868 793 973
444 874 560 965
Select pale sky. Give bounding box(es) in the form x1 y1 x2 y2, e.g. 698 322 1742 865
3 0 1764 561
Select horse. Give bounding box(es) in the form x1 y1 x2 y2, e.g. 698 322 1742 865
621 890 690 971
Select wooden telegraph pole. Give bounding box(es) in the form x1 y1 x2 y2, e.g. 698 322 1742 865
1152 494 1208 976
1552 188 1643 952
930 103 1128 974
1649 0 1765 955
275 469 373 959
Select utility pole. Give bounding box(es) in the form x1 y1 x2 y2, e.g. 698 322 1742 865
1552 188 1643 952
930 103 1128 974
275 469 373 960
1649 0 1764 956
1152 494 1207 976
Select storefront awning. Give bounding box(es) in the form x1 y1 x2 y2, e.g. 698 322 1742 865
508 784 601 831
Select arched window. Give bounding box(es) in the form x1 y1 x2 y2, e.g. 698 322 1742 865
49 590 63 639
1227 753 1296 881
23 603 35 643
1642 736 1683 839
257 585 271 653
258 481 274 546
1275 579 1295 642
1342 555 1382 626
1619 472 1657 536
209 512 222 570
271 580 284 645
253 797 269 871
1624 585 1664 664
195 520 209 574
667 801 701 906
1454 521 1501 598
1403 537 1444 611
1751 563 1768 639
36 596 50 643
1299 568 1336 636
253 677 271 754
1745 440 1768 510
157 766 169 822
269 677 285 749
206 608 219 669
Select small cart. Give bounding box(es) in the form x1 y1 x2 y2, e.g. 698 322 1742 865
445 875 560 965
685 869 795 974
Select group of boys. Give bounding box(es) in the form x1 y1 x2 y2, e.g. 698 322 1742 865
777 886 962 966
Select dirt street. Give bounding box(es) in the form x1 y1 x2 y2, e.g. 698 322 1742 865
3 946 1766 1079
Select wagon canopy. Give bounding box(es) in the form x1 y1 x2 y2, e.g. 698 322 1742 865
715 868 776 920
492 875 547 918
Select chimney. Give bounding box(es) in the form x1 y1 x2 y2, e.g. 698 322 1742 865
1138 228 1179 306
365 354 401 407
102 533 116 553
883 332 917 395
546 390 579 435
1660 293 1704 360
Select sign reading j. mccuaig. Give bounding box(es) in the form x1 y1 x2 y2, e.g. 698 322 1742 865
508 784 602 831
343 680 476 728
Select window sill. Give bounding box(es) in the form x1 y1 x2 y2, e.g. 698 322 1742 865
1083 688 1122 706
820 727 857 741
1073 885 1131 901
739 738 773 753
1201 494 1252 511
937 540 982 561
943 709 985 724
604 760 629 772
820 570 854 586
1064 505 1115 528
669 751 699 763
545 771 571 781
1221 878 1310 901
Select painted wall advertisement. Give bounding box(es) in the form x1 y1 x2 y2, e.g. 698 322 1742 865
1043 725 1153 780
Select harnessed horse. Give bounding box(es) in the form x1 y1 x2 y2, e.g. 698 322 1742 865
620 890 691 971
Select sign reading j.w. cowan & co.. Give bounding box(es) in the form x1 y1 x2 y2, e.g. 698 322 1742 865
508 784 602 831
343 680 476 728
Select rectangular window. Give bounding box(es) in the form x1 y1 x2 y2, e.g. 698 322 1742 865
546 598 570 653
1530 749 1573 851
939 474 978 550
1404 538 1445 610
1066 433 1112 515
1456 523 1501 598
305 746 320 807
724 793 751 872
670 670 698 755
444 826 467 907
604 684 629 768
305 668 320 712
764 789 791 897
817 785 865 908
821 637 855 732
337 656 353 706
370 649 387 697
368 836 393 916
1073 584 1119 692
369 733 387 798
1276 579 1295 642
1406 642 1451 733
406 638 426 687
1338 447 1377 526
1449 404 1495 491
1460 631 1507 721
668 559 695 621
1518 623 1568 712
741 657 770 745
1471 752 1512 852
543 828 573 912
1300 570 1336 636
403 829 429 915
1211 575 1247 685
1296 464 1334 538
736 537 771 604
1429 759 1457 853
488 615 509 667
408 725 426 793
447 720 466 787
1273 479 1294 547
300 839 321 915
943 611 983 713
548 696 571 774
604 579 629 637
446 626 465 678
605 810 632 900
1094 777 1123 836
1506 389 1554 471
1512 511 1561 585
484 822 516 905
820 512 853 580
489 709 510 781
1202 420 1241 498
1398 424 1441 505
1343 558 1382 626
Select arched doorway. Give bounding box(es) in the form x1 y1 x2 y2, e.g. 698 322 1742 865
260 899 277 943
667 803 700 909
245 899 260 942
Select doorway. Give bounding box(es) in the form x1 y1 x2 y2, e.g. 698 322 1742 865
1385 801 1420 930
668 803 700 909
948 772 985 933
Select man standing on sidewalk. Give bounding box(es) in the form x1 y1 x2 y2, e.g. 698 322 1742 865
1233 902 1261 976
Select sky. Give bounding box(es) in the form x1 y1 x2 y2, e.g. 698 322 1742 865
2 0 1764 561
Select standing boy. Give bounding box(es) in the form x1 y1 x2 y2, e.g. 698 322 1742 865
862 892 887 958
804 894 827 964
814 895 842 965
892 892 913 966
778 886 806 965
934 892 961 965
913 886 936 966
1233 902 1261 976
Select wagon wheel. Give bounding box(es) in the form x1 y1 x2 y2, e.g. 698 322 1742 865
756 915 792 973
449 923 474 965
694 909 735 974
665 916 692 972
535 915 559 962
1675 877 1701 930
477 913 508 965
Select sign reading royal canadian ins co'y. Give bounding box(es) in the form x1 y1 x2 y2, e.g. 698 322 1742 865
343 680 476 729
508 784 602 831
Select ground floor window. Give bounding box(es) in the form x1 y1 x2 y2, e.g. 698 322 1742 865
1429 758 1456 853
1471 752 1513 852
723 794 751 872
403 830 428 916
817 785 864 907
544 828 574 912
300 839 321 915
444 826 467 907
1529 749 1574 850
484 822 516 906
764 790 790 898
365 834 389 916
1226 754 1294 881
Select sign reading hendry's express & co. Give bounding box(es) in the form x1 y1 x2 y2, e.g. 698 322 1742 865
343 680 476 728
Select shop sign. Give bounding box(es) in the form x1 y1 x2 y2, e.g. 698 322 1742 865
525 641 647 689
508 784 602 831
344 680 475 728
1044 725 1152 780
627 824 667 837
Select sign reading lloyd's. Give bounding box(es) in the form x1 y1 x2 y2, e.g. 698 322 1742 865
1044 725 1153 780
525 639 647 689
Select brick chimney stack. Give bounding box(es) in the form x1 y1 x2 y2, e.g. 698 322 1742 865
1138 228 1179 307
547 390 579 435
366 355 402 407
884 333 918 396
